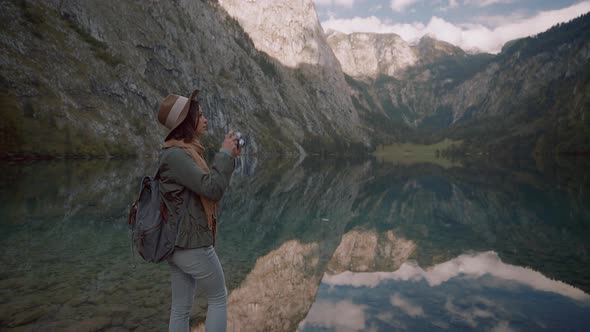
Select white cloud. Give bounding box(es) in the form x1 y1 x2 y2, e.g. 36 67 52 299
391 0 420 12
322 251 590 301
464 0 516 7
322 1 590 53
314 0 355 7
391 293 425 317
298 300 367 331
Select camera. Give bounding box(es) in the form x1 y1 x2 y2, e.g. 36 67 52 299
235 131 246 148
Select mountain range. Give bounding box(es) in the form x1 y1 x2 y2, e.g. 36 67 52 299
1 0 588 159
326 16 590 156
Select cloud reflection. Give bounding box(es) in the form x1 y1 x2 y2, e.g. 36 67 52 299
298 300 367 331
490 321 517 332
323 251 590 301
444 297 495 328
390 293 424 317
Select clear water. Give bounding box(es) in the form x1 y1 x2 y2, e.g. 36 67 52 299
0 156 589 331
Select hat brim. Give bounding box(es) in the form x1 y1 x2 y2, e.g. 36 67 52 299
164 89 200 141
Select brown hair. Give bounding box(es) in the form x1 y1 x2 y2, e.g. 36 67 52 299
167 100 199 142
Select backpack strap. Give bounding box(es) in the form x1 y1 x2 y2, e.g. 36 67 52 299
155 147 176 179
159 147 191 247
155 146 192 220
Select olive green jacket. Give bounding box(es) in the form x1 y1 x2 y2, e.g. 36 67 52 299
158 147 234 248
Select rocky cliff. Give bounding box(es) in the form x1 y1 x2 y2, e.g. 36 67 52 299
218 0 340 70
217 0 361 143
325 32 466 80
0 0 366 160
326 30 418 79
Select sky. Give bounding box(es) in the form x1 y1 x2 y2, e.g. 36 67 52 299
313 0 590 53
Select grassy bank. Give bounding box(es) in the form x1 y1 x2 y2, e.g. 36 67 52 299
373 139 463 168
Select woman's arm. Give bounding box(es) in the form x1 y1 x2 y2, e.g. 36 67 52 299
162 148 234 201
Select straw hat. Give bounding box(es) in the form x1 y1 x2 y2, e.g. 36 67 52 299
157 89 199 141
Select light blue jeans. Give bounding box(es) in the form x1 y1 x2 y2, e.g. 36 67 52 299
168 246 227 332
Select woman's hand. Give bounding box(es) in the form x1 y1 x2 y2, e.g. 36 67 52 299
222 130 241 158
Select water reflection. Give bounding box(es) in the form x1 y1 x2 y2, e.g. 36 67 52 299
0 156 589 331
322 251 590 301
326 230 415 274
196 240 321 332
350 160 590 290
300 252 590 331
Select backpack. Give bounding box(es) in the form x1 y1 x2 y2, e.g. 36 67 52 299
128 149 189 265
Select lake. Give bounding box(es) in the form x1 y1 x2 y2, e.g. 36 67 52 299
0 154 589 331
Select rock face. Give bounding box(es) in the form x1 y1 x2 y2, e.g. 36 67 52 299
218 0 338 69
0 0 366 159
326 30 418 78
326 32 465 79
217 0 361 141
414 35 466 64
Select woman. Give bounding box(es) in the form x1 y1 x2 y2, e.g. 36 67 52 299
157 89 239 332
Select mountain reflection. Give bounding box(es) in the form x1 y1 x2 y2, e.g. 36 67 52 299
348 159 590 291
322 251 590 301
327 230 415 274
194 240 322 332
195 230 416 332
0 156 589 331
299 252 590 332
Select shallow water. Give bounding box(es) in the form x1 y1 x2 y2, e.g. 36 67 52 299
0 156 589 331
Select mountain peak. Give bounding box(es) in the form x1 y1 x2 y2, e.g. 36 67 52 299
419 33 437 41
325 29 344 38
416 35 465 59
326 31 417 78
